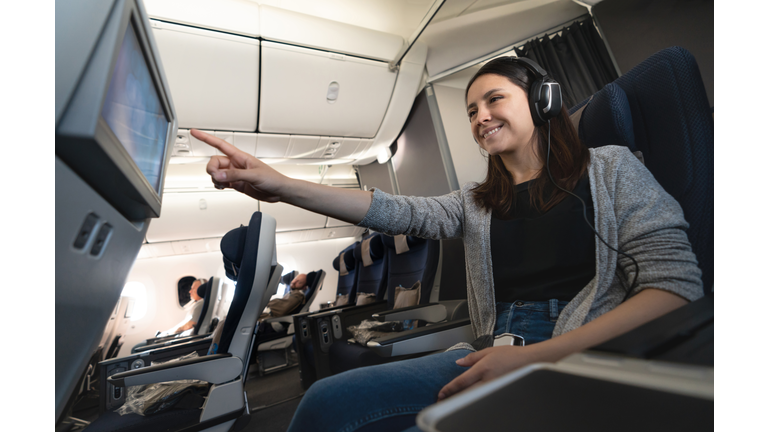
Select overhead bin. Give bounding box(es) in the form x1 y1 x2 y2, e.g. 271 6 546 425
259 41 398 138
145 191 259 243
150 20 259 131
258 5 403 62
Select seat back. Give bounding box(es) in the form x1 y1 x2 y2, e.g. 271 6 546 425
332 242 360 304
353 233 389 303
299 270 326 314
193 276 220 335
381 235 441 307
571 46 713 294
217 212 282 361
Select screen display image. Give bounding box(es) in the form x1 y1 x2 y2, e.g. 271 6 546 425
101 21 169 194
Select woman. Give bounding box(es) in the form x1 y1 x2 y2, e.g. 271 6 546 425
192 57 703 431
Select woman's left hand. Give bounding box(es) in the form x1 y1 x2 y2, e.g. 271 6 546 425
437 345 545 401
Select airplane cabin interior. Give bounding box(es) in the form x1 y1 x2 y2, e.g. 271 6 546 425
53 1 719 431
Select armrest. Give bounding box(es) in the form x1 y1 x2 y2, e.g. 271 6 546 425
366 319 474 357
305 300 388 319
263 315 295 324
372 303 446 323
372 300 469 323
108 353 241 387
134 333 211 353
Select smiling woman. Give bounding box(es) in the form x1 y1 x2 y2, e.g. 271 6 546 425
467 57 589 216
187 55 702 432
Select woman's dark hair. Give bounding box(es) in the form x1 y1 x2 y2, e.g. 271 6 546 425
465 57 590 215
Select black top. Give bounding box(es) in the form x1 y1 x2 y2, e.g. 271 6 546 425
491 175 596 302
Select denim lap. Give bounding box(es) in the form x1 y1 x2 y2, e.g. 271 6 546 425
288 299 569 431
494 300 569 345
286 349 472 432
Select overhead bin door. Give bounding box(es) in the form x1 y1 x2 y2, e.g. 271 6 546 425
151 20 259 131
260 41 397 138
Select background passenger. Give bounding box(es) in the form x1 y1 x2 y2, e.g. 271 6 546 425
259 273 308 321
161 277 207 336
191 56 702 431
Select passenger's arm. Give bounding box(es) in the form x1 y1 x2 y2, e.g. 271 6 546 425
192 129 373 224
176 320 195 332
437 287 687 401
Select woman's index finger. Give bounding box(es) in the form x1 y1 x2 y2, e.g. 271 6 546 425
190 129 251 165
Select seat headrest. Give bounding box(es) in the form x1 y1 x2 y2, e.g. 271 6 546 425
333 243 358 272
220 225 248 281
354 233 386 263
197 277 213 299
577 82 636 152
280 271 298 286
381 235 426 250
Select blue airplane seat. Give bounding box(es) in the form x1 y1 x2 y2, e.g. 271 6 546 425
130 276 220 354
569 46 713 295
295 241 360 387
331 242 362 306
250 269 326 374
85 212 281 432
351 232 389 304
326 235 440 375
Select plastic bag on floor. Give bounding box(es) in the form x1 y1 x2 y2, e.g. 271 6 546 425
116 352 210 416
347 319 405 345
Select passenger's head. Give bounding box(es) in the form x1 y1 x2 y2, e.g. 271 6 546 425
465 56 589 215
190 278 207 301
290 273 308 291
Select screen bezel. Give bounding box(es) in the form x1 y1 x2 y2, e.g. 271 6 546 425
99 17 170 197
56 0 176 221
93 0 175 218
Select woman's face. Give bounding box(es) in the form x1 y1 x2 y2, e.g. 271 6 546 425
466 74 537 159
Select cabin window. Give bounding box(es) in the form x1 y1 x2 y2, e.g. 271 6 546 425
121 281 148 322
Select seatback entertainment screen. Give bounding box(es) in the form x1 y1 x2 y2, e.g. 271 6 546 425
101 21 169 194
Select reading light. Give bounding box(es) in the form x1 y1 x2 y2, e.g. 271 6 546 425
377 146 392 164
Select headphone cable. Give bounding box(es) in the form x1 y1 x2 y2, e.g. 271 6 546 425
544 120 640 299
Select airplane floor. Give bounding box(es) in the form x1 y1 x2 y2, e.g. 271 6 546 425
244 352 305 432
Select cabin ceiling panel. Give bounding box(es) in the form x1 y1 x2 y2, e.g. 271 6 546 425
260 202 329 232
151 20 259 131
145 191 260 243
420 0 588 77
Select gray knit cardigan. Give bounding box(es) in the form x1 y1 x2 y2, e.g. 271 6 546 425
358 146 703 351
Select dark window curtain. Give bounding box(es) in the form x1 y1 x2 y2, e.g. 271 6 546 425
515 19 618 108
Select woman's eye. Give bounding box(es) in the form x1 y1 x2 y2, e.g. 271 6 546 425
490 96 502 103
468 111 476 119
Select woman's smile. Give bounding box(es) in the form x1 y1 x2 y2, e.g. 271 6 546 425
466 74 536 159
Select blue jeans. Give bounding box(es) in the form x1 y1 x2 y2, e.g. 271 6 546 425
286 300 568 432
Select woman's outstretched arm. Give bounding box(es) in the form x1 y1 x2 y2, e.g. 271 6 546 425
192 129 373 224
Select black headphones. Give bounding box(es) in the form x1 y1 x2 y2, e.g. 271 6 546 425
509 57 563 126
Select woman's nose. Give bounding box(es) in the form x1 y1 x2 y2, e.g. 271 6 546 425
475 106 492 125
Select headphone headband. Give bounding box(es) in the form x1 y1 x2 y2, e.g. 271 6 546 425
508 57 562 125
509 56 550 80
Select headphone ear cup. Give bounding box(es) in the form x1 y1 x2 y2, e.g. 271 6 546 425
544 82 563 120
528 79 546 126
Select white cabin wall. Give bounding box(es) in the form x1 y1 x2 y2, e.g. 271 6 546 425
117 251 226 357
276 237 358 312
431 83 488 187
